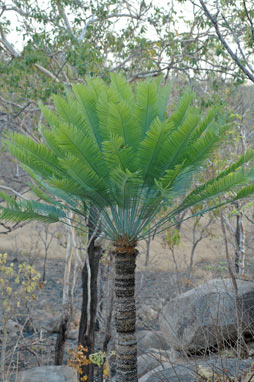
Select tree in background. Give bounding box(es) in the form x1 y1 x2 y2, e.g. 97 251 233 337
1 75 254 381
174 0 254 85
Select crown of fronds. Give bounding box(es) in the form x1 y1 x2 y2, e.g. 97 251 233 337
1 74 254 242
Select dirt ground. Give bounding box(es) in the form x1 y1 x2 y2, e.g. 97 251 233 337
0 215 225 275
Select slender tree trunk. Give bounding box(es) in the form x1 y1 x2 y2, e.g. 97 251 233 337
235 209 245 274
78 233 101 382
55 307 70 365
55 222 73 365
114 242 138 382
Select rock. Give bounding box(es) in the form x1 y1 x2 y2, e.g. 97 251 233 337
0 319 22 338
137 330 170 354
36 298 53 313
67 329 78 340
145 347 182 362
138 348 182 377
19 366 77 382
138 351 168 377
138 305 158 324
139 357 253 382
29 308 80 334
30 310 61 333
159 278 254 352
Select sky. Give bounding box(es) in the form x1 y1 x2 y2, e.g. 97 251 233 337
3 0 192 51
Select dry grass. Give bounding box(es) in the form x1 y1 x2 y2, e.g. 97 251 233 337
0 214 246 285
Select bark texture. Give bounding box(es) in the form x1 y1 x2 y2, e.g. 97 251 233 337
78 238 101 382
55 308 70 365
235 210 245 274
114 244 137 382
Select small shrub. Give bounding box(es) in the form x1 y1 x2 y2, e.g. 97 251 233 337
0 252 40 382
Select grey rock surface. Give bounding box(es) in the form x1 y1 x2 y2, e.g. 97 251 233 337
140 357 253 382
138 353 165 378
19 366 77 382
159 278 254 352
137 330 170 354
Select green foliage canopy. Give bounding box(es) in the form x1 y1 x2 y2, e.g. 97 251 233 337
1 74 254 243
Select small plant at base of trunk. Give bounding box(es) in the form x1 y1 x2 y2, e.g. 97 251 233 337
67 344 90 381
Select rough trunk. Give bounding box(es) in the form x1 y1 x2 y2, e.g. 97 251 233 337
55 308 70 365
235 210 245 274
55 222 73 365
114 243 137 382
78 238 101 382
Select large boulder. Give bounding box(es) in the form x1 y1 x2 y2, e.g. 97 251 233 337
139 357 253 382
138 352 166 378
159 278 254 352
138 348 182 377
137 330 170 354
19 366 77 382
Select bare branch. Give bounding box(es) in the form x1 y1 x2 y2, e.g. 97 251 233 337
0 185 30 199
33 63 60 83
79 13 141 40
199 0 254 83
0 24 21 58
1 5 30 17
109 53 134 72
221 13 254 75
56 0 73 36
243 0 254 41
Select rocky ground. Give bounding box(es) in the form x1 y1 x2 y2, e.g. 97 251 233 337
1 218 254 381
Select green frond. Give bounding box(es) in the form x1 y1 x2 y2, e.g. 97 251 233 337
103 135 137 172
59 155 108 195
86 77 108 100
39 103 60 127
19 199 66 219
138 117 173 184
52 94 87 132
72 84 102 148
96 93 111 141
157 163 196 197
192 149 254 198
155 82 171 121
178 168 254 212
171 90 195 127
0 208 59 224
216 149 254 180
24 167 79 209
107 100 140 148
0 191 19 207
234 184 254 201
110 73 134 106
191 107 218 140
110 167 142 208
30 184 56 204
4 133 64 178
186 124 222 167
54 122 107 179
49 177 89 200
135 79 159 137
165 113 200 170
41 126 66 158
0 195 64 224
57 157 111 209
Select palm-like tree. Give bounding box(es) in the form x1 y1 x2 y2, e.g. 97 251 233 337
1 75 254 382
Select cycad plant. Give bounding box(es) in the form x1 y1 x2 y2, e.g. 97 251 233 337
1 74 254 382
